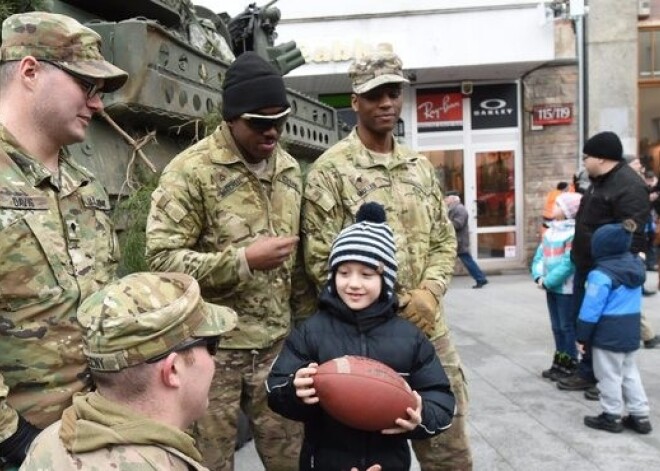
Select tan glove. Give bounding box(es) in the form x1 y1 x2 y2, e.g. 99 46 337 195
398 288 438 337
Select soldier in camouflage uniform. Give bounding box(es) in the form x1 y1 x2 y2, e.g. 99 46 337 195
302 52 473 470
19 272 238 471
0 12 128 469
145 52 307 470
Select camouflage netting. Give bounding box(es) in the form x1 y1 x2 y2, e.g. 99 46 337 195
0 0 45 24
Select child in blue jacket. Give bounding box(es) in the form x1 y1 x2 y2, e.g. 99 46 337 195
532 192 582 381
578 221 652 434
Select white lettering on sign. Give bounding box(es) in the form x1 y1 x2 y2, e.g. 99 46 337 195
417 95 461 120
473 98 513 117
299 40 395 63
532 104 573 126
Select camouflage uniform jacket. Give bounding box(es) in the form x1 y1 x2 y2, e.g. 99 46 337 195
19 393 208 471
0 126 118 437
302 129 457 339
146 123 304 349
20 425 208 471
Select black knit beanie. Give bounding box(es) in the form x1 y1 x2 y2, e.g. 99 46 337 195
222 52 289 121
328 202 398 297
582 131 623 161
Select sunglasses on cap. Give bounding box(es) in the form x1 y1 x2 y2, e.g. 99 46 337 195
240 108 290 132
146 336 220 364
45 61 103 100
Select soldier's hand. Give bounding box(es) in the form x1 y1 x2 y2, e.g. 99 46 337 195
398 288 437 337
245 235 299 271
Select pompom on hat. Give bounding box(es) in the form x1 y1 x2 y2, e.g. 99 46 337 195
555 192 582 220
328 202 398 296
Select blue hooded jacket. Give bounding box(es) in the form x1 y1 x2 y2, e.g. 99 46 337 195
576 222 646 352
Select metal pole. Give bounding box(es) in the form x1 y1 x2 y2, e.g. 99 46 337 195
570 0 587 170
576 14 585 170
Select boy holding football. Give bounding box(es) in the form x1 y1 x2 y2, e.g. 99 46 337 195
267 202 455 471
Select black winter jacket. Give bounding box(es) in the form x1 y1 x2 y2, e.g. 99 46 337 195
266 287 455 471
572 162 649 271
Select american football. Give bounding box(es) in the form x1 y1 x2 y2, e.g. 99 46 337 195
314 355 416 431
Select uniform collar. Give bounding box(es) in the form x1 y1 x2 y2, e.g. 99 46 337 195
347 128 416 170
0 124 92 191
210 122 297 178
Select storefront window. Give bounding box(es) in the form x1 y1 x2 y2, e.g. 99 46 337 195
475 150 515 227
474 150 516 259
477 232 517 259
419 149 464 195
639 28 660 80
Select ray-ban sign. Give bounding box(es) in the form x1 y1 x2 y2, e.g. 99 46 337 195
532 104 573 126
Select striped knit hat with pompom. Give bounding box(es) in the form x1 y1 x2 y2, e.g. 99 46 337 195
328 202 398 296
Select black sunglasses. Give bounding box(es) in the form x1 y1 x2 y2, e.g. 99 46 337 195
146 336 220 364
45 61 103 100
241 108 290 133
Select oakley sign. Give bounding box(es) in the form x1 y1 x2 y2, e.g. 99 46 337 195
470 84 518 129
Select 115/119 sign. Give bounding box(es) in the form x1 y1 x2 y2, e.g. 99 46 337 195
532 104 573 126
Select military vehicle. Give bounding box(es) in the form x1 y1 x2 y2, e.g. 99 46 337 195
20 0 341 197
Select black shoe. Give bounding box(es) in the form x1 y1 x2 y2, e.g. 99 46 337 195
644 335 660 349
472 280 488 289
542 365 561 380
584 413 623 433
584 386 600 401
557 373 596 391
622 415 653 434
643 288 656 297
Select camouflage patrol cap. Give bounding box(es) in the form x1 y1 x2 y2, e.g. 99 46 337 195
0 12 128 92
78 272 237 372
349 52 409 94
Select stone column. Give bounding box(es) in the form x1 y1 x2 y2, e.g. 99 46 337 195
585 0 638 153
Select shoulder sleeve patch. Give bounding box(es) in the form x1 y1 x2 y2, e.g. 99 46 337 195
304 185 336 213
152 186 188 223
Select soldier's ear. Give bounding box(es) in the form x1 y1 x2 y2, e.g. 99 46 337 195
351 93 359 112
18 56 40 90
159 353 183 389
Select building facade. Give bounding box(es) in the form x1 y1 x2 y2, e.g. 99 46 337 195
274 0 590 270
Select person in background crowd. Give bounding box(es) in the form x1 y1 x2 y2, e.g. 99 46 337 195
643 169 659 272
302 51 471 471
558 132 649 396
532 192 582 382
542 181 570 229
0 12 128 467
145 51 310 470
578 222 652 435
19 272 238 470
620 156 660 350
445 192 488 289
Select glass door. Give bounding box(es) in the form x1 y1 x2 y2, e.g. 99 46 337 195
472 150 517 259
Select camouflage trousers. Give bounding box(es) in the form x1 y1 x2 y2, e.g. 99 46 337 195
411 332 472 471
192 339 302 471
641 312 655 342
